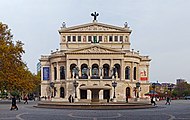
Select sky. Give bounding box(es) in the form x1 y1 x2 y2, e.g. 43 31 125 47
1 0 190 83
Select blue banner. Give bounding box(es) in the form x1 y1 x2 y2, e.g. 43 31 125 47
43 67 50 80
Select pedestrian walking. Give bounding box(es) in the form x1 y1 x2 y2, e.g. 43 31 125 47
151 97 156 106
24 95 28 104
10 96 18 110
165 97 171 105
71 95 74 103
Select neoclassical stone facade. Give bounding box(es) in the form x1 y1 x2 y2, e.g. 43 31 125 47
40 17 151 102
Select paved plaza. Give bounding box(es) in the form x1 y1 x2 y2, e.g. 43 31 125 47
0 100 190 120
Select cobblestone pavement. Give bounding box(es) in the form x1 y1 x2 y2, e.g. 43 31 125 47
0 100 190 120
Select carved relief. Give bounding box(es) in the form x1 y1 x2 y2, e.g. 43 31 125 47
72 25 119 31
62 36 66 42
125 36 128 42
83 36 86 42
104 36 108 42
77 47 111 53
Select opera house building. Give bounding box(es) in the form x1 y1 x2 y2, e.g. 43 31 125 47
40 14 151 102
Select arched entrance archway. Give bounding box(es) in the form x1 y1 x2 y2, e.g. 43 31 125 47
126 87 130 98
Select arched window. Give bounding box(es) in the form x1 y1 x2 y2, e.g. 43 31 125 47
60 87 64 98
70 64 77 78
133 67 137 80
60 66 65 79
103 64 110 79
81 64 88 79
92 64 99 76
114 64 120 78
125 66 130 79
92 68 99 76
54 67 57 80
91 64 99 79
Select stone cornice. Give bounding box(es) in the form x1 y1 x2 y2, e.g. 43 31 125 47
59 22 132 33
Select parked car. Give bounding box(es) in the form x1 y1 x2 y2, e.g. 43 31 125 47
184 96 190 100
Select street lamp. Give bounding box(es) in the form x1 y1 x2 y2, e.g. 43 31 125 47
136 82 141 98
73 80 79 98
112 81 117 98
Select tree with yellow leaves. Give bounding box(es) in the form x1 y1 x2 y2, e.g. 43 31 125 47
0 22 40 97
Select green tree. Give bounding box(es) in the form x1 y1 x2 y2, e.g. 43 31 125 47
173 82 190 98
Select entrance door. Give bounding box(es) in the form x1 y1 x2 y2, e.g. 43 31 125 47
103 90 110 99
126 87 130 97
91 90 99 102
80 89 87 99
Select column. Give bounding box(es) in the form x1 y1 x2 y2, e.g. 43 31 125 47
88 59 91 79
120 59 124 81
99 90 103 100
89 67 92 79
87 90 91 100
77 59 80 79
99 59 103 79
66 57 69 79
77 87 79 99
56 85 60 98
51 63 54 82
137 63 139 81
131 62 133 82
147 65 149 83
110 59 114 79
57 62 60 81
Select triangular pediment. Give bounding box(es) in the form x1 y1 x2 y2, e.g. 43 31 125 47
59 22 131 33
66 45 124 54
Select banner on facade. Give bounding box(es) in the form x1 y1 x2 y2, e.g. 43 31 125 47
43 67 50 80
140 67 148 81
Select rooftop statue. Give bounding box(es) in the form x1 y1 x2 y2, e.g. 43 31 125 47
91 12 99 21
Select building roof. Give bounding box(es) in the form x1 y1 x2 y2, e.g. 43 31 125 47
58 22 132 33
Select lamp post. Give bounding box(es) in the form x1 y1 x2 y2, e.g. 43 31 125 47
73 80 79 98
112 81 117 98
136 82 141 98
